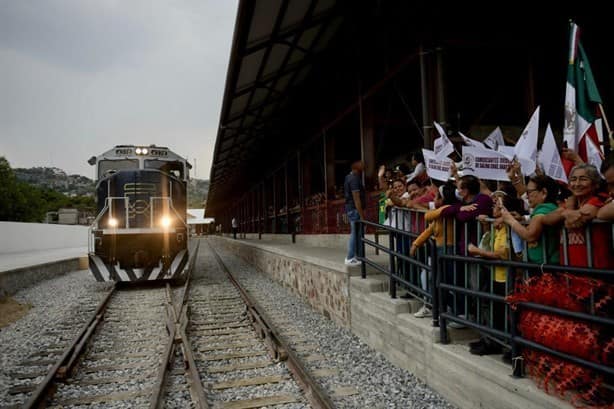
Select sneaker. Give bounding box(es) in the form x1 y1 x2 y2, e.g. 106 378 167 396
344 258 361 266
447 314 467 329
414 305 432 318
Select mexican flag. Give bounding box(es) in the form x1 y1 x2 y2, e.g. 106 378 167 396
563 22 604 172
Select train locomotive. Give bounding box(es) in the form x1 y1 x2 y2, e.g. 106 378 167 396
87 145 193 282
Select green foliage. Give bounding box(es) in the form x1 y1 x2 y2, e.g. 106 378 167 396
0 157 95 222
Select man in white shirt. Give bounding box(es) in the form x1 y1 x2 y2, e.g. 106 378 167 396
231 217 238 239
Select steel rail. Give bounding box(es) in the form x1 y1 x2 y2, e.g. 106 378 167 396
22 284 117 409
149 240 207 409
206 240 335 409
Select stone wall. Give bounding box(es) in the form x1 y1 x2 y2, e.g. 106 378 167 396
211 237 350 327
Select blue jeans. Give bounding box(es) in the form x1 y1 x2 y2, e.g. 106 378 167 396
346 209 362 260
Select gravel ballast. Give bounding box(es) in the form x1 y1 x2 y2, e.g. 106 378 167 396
209 240 457 409
0 269 112 406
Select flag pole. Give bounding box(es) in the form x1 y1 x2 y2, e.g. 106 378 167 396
598 103 613 156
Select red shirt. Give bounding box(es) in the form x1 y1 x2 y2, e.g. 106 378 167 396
563 196 612 269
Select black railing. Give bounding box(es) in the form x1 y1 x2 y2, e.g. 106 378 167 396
358 213 439 328
356 207 614 384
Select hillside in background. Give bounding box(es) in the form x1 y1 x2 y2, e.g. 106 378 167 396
188 179 209 208
14 166 209 206
14 167 95 197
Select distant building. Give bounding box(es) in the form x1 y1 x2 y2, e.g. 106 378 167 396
187 209 214 235
46 208 93 225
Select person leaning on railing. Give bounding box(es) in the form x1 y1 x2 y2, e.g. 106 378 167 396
500 175 561 268
440 175 493 321
465 190 516 355
409 182 459 318
540 164 612 269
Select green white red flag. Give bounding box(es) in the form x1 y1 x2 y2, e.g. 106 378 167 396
563 22 603 172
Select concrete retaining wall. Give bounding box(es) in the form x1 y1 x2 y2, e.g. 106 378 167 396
228 233 385 256
0 258 82 298
0 222 88 254
349 277 569 409
211 237 350 327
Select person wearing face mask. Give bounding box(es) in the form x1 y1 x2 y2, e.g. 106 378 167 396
439 175 493 324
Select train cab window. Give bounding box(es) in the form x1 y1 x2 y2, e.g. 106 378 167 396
98 159 139 179
145 160 184 179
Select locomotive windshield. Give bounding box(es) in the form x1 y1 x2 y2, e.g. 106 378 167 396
145 159 185 179
98 159 138 179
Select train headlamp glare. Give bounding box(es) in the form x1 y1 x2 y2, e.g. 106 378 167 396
108 217 118 227
142 148 148 155
160 216 171 228
135 147 142 154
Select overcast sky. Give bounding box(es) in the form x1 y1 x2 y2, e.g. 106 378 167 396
0 0 238 179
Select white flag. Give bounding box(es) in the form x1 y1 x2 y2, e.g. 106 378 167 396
484 126 505 150
585 135 604 172
459 132 486 149
461 145 512 181
422 149 453 182
433 121 454 159
513 106 540 175
538 124 568 183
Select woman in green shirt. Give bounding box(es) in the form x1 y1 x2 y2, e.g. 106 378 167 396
501 175 560 265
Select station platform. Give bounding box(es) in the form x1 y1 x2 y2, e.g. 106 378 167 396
210 234 570 409
0 247 87 298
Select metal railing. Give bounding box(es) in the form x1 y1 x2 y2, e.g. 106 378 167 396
356 206 614 382
357 207 440 328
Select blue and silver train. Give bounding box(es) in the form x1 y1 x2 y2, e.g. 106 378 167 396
87 145 194 282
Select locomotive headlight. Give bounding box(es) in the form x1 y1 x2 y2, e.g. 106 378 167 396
141 148 148 155
160 216 172 228
135 147 142 154
108 217 119 227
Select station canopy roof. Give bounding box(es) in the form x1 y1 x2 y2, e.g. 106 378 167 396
208 0 344 214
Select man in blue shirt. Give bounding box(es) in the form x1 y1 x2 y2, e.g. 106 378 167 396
344 160 366 266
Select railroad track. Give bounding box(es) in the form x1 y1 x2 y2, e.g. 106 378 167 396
4 238 342 408
185 241 336 409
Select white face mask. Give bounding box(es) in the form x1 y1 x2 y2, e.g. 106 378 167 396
455 189 463 200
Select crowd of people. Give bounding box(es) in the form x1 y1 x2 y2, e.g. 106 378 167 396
372 148 614 358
